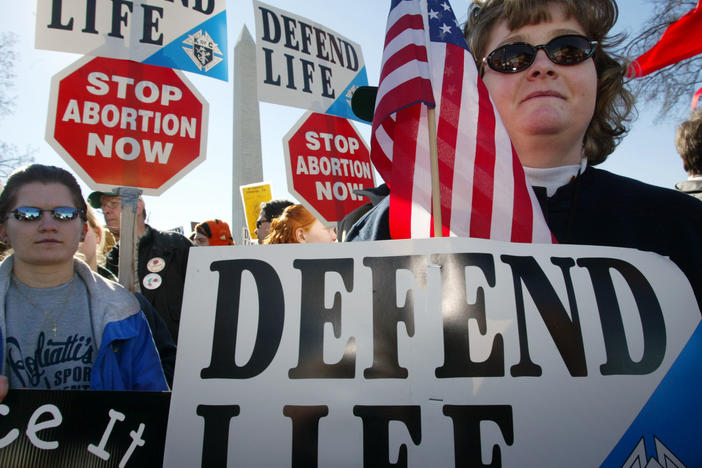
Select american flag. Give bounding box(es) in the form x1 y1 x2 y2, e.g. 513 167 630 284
371 0 553 242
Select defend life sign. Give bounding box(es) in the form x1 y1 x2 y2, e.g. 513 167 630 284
164 238 702 467
35 0 228 81
46 56 209 195
284 111 375 224
253 0 368 122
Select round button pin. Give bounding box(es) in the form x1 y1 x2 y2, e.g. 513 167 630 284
147 257 166 273
143 273 163 290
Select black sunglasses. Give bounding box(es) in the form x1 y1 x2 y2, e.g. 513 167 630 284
483 34 597 74
11 206 84 222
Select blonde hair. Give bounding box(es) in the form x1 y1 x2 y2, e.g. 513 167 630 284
83 205 107 266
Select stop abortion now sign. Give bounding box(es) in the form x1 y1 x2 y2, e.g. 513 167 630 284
283 111 375 224
46 56 208 195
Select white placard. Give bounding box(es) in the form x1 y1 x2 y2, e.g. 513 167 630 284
253 0 368 122
164 238 701 467
35 0 228 80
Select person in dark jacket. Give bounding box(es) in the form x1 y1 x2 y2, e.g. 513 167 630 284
79 205 176 387
346 0 702 312
89 191 192 343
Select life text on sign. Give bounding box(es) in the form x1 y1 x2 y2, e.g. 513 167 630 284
164 238 700 467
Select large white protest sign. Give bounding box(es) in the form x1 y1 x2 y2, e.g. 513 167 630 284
35 0 228 81
253 0 369 122
164 238 701 467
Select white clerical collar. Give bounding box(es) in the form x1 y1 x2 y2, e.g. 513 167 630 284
523 159 587 197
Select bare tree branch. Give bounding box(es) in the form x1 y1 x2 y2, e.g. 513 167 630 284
620 0 701 122
0 31 35 180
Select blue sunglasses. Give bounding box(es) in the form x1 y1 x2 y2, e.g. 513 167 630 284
10 206 85 222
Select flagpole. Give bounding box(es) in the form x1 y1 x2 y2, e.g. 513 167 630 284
427 107 443 237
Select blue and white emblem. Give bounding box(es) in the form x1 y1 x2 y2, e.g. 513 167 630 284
182 30 224 72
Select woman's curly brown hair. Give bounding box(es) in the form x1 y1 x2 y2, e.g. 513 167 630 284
464 0 635 164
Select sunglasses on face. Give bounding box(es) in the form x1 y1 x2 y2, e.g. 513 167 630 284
482 34 597 74
10 206 84 222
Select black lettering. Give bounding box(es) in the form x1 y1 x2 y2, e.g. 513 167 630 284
196 405 240 468
282 15 299 51
328 35 345 66
301 59 315 93
320 65 335 99
314 27 329 61
577 257 666 375
258 7 280 44
262 48 281 86
289 258 355 379
299 21 314 55
284 54 297 89
343 40 359 71
193 0 214 15
353 405 421 468
284 406 329 468
500 256 587 377
48 0 73 30
140 5 164 45
82 0 98 33
363 255 427 379
443 405 514 467
108 0 133 39
433 253 503 378
201 259 285 379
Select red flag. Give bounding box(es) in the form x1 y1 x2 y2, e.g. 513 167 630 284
692 87 702 111
628 1 702 78
371 0 552 242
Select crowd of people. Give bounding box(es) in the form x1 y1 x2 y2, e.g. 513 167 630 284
0 0 701 403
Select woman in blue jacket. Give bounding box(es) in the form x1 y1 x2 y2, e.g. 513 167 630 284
0 164 167 394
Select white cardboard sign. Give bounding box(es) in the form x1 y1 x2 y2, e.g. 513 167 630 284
253 0 369 122
35 0 228 80
164 238 701 467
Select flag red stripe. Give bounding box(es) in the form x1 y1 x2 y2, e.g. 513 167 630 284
389 105 422 239
469 78 496 238
384 14 425 48
436 44 463 236
373 77 433 135
510 147 533 242
379 44 429 83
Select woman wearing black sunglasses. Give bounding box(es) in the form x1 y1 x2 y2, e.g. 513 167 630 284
463 0 702 310
0 164 168 396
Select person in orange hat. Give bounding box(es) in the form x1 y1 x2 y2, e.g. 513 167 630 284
193 219 235 246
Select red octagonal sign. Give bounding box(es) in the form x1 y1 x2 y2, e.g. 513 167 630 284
283 111 375 224
46 56 208 195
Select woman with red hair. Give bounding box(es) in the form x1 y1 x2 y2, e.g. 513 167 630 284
262 204 337 244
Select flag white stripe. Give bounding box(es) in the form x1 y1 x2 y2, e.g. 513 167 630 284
382 28 427 63
411 106 433 237
376 60 432 106
449 65 479 237
490 116 515 240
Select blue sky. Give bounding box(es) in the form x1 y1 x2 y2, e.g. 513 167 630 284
1 1 690 234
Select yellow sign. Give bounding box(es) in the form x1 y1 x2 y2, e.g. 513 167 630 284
240 182 272 239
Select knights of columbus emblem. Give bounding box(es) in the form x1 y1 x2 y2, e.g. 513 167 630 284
622 436 687 468
182 30 224 72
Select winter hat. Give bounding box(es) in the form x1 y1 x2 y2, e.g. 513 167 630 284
195 219 234 246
